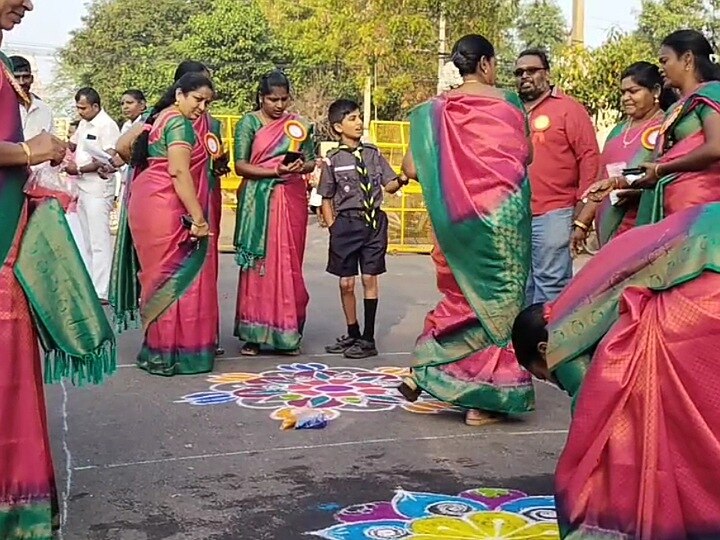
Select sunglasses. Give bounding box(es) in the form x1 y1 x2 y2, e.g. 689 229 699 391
514 67 546 78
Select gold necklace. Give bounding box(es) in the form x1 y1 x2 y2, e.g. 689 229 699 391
622 109 662 148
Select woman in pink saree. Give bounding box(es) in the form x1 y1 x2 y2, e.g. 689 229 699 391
570 62 673 254
511 30 720 539
128 73 217 376
233 71 316 356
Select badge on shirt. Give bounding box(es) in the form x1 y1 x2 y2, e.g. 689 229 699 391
531 114 551 145
641 126 660 150
532 115 551 132
334 165 355 173
204 133 222 159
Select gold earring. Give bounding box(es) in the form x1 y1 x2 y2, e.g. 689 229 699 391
654 96 659 103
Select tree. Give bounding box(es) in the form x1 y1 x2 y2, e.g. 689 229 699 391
174 0 283 114
636 0 710 49
554 32 655 119
516 0 568 55
60 0 213 119
257 0 521 120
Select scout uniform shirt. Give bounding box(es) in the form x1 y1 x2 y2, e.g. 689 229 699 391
317 143 397 213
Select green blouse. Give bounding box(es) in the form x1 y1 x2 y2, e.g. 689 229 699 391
149 114 197 158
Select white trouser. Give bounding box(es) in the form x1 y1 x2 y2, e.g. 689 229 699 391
64 211 88 268
77 190 113 300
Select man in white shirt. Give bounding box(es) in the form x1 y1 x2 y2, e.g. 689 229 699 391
10 55 53 139
66 87 120 302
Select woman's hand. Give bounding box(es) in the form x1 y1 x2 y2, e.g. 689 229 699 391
570 226 589 258
637 162 661 188
213 154 231 177
615 189 642 207
277 159 304 177
190 220 210 238
584 177 626 203
26 132 66 166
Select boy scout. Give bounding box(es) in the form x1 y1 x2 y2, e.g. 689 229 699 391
318 99 408 359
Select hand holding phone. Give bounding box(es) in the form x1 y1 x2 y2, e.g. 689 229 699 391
621 167 646 185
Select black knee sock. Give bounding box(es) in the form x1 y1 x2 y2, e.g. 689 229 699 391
348 322 361 339
362 299 378 341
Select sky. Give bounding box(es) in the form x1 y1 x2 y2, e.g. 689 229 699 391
2 0 643 84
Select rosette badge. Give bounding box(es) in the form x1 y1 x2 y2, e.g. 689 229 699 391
284 120 308 152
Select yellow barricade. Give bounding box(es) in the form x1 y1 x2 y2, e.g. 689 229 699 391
371 121 431 254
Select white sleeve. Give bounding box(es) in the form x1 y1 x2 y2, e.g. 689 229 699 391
99 118 121 152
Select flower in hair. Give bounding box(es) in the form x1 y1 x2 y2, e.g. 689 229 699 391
711 53 720 64
439 61 464 92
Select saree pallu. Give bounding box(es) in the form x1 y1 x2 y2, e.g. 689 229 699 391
595 117 661 245
0 53 115 538
128 110 216 376
406 92 535 413
207 115 223 347
545 203 720 539
637 82 720 225
233 113 312 351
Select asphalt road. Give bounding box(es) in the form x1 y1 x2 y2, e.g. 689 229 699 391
45 224 574 540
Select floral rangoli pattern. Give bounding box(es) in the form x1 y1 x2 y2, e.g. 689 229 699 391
176 363 461 423
309 487 559 539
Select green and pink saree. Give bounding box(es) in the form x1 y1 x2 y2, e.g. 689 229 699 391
404 91 535 414
594 116 661 245
637 81 720 224
233 112 315 351
546 202 720 539
127 109 217 376
0 53 115 538
544 84 720 539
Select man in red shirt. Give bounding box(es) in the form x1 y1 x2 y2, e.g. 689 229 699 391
516 48 600 305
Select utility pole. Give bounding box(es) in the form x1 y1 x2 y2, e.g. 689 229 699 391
570 0 585 46
436 4 447 95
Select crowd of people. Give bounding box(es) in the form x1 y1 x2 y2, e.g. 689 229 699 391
3 0 720 538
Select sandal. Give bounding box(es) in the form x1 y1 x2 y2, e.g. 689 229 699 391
240 342 260 357
215 347 225 357
398 377 422 402
275 348 301 356
465 409 504 427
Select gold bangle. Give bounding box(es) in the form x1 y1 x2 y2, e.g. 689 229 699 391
573 220 590 232
654 163 663 178
19 142 31 166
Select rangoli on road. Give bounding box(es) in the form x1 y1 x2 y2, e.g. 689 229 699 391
308 487 559 539
176 362 461 424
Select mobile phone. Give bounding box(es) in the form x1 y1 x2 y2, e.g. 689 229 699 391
621 167 645 176
181 215 193 230
282 151 304 165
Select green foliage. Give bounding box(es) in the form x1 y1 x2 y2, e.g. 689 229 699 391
174 0 281 114
554 32 655 119
636 0 711 49
59 0 213 119
516 0 568 55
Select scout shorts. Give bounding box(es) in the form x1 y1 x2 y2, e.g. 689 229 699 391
327 211 388 277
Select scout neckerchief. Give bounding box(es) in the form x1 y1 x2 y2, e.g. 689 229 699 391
338 143 377 229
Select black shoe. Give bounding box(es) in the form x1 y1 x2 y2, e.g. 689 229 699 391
343 339 378 359
325 335 357 354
